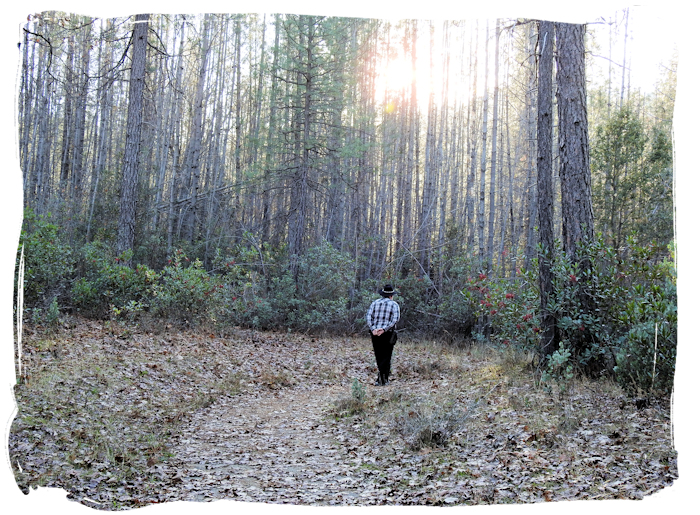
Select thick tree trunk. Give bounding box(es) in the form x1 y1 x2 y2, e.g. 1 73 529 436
288 16 318 278
68 30 92 240
555 21 597 367
555 22 594 258
536 20 559 358
117 14 149 257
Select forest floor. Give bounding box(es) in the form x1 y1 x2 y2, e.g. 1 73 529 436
9 317 677 510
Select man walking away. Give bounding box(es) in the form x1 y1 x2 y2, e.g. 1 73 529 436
366 284 400 385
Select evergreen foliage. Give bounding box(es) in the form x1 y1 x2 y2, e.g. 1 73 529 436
18 209 74 310
591 106 673 249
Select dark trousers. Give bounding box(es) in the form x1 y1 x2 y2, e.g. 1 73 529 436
371 330 396 381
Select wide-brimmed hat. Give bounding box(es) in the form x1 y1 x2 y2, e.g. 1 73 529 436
380 284 397 297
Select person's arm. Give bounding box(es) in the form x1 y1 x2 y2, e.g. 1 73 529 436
366 301 376 331
385 302 400 330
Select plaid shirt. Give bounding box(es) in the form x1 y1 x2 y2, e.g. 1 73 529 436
366 297 400 332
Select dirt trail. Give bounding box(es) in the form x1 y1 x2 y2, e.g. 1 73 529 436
11 324 676 508
171 383 370 505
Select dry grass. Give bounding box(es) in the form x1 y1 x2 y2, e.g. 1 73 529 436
329 337 676 504
392 399 471 450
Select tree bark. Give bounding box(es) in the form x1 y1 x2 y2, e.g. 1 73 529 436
555 21 598 367
117 13 149 257
166 19 186 253
555 22 594 258
536 20 559 358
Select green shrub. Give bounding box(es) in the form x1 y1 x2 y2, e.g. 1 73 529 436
297 298 350 331
547 235 676 394
72 241 157 319
540 341 575 390
447 234 676 396
152 249 221 324
332 379 367 417
460 268 540 348
220 241 356 333
392 273 439 333
530 235 675 395
18 209 74 309
613 251 676 394
29 296 62 328
132 232 169 271
437 254 487 336
295 242 355 331
212 248 293 330
351 377 366 404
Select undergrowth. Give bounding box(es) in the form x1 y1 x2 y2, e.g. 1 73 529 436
19 212 676 399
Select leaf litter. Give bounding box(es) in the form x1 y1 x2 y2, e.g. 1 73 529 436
9 317 677 509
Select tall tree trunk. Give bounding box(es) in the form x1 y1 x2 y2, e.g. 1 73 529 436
402 21 419 256
262 14 281 243
117 14 150 257
150 18 173 234
204 15 230 266
556 22 594 258
536 20 559 358
524 23 538 270
19 19 34 192
59 34 75 200
68 27 92 241
288 16 318 278
233 19 243 227
87 19 115 243
555 21 597 366
418 22 437 276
